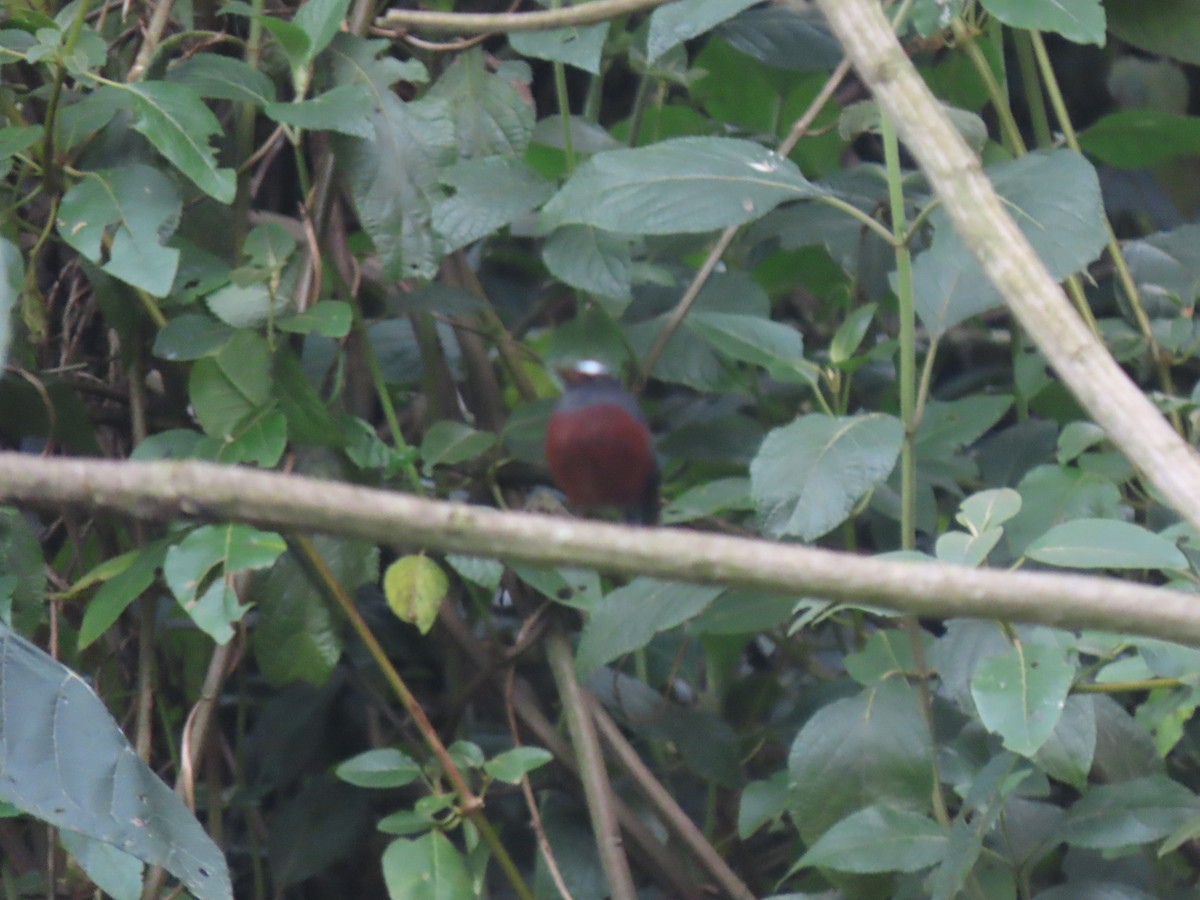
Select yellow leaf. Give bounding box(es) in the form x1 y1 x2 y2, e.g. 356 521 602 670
383 555 448 634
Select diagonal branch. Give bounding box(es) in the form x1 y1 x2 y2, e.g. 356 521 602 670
3 452 1200 646
813 0 1200 537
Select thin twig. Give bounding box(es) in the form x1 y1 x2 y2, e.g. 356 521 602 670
378 0 677 34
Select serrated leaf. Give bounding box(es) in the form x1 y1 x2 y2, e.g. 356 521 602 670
253 535 373 687
751 413 903 540
798 805 948 874
1063 774 1200 848
911 149 1106 335
332 93 454 280
264 83 374 137
57 165 181 297
335 748 421 788
426 47 534 158
432 156 553 250
384 556 448 635
126 81 236 203
789 679 934 843
542 225 632 300
0 624 232 898
971 641 1075 756
979 0 1105 46
575 579 722 676
541 137 820 235
1026 519 1188 570
327 33 428 98
165 54 276 105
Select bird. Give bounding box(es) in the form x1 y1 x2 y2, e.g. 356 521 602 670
544 359 659 524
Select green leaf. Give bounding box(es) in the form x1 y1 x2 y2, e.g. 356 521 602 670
978 0 1105 46
327 33 428 97
647 0 759 62
1080 110 1200 168
957 488 1022 533
738 771 790 838
830 302 877 366
798 805 948 874
510 23 608 74
277 301 352 337
162 524 285 643
220 407 287 466
57 165 182 297
419 420 496 473
936 527 1003 567
0 125 42 161
751 413 903 540
689 589 797 635
1057 421 1107 464
575 579 723 676
264 83 374 137
78 541 169 649
0 507 47 634
788 679 934 843
253 535 373 686
717 6 841 71
844 628 928 686
126 81 236 204
542 225 632 301
660 476 752 525
426 47 534 158
911 150 1107 335
687 311 817 384
382 832 473 899
1064 774 1200 849
221 2 311 70
483 746 554 784
332 93 454 280
335 748 422 789
970 641 1075 756
60 829 143 900
0 624 232 899
1035 695 1096 790
1107 0 1200 66
292 0 351 64
165 53 276 105
1006 464 1123 556
188 330 273 438
541 137 821 235
0 238 19 370
153 314 235 361
432 156 553 250
1026 518 1188 570
384 555 449 635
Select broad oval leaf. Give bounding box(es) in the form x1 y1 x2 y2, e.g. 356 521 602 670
751 413 903 540
647 0 759 62
1025 518 1188 570
970 641 1075 757
0 624 232 899
384 555 449 635
1080 110 1200 168
381 832 472 899
911 149 1107 335
1063 774 1200 849
540 137 821 235
798 804 948 874
978 0 1105 46
483 746 554 784
575 579 722 676
335 748 421 789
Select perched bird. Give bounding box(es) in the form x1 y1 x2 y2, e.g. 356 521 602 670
545 360 659 524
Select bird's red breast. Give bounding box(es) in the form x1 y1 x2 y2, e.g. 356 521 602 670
545 362 659 524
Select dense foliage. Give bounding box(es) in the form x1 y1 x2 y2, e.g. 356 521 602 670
6 0 1200 897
